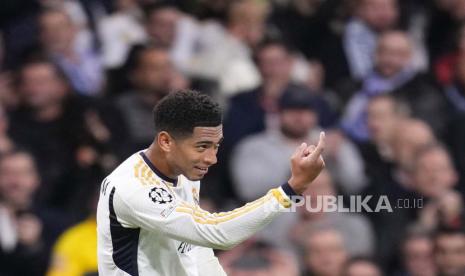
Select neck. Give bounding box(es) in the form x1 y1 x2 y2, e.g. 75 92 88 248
262 79 289 98
145 143 178 179
228 25 244 42
1 199 31 213
34 103 63 122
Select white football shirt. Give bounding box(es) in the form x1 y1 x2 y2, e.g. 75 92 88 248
97 150 296 275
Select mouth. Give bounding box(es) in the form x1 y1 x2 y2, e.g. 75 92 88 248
194 166 208 174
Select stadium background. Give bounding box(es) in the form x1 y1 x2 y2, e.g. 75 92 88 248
0 0 465 275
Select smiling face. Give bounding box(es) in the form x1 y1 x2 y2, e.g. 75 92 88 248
166 125 223 181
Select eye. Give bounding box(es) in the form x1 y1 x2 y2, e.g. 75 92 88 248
196 145 208 151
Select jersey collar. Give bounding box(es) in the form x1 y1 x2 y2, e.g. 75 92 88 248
139 152 178 186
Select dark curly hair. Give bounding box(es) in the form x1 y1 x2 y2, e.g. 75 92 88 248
153 90 222 139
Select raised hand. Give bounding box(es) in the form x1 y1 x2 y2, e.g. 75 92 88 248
288 132 326 194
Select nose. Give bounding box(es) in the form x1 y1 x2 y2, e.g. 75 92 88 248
204 149 217 166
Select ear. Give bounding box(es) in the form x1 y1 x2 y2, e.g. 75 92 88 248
157 131 174 152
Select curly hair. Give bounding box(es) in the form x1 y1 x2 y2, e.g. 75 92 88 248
153 90 222 138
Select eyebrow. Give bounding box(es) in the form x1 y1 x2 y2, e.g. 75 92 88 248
196 137 224 145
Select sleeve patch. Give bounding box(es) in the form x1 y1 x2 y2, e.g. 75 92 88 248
149 187 174 204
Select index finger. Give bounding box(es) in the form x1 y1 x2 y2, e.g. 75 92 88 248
309 131 325 158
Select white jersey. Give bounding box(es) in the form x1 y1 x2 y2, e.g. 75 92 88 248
97 150 297 276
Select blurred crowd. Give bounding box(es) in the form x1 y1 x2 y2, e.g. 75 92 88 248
1 0 465 275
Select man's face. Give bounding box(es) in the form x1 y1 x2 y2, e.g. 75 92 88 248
435 233 465 276
146 8 179 47
257 45 292 83
305 230 348 276
39 11 75 53
392 120 435 170
375 33 412 78
0 153 39 207
404 238 436 276
358 0 398 32
132 49 172 93
19 63 67 108
413 149 457 198
280 109 317 140
168 126 223 181
367 97 398 144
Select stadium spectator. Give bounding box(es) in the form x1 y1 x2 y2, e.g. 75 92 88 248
38 8 104 96
363 118 436 268
39 0 93 53
291 169 375 256
362 94 409 163
301 226 348 276
343 0 399 80
8 57 122 212
115 44 174 151
0 150 68 276
411 145 463 232
98 0 145 69
341 31 447 142
224 40 336 154
396 230 436 276
434 228 465 276
390 119 437 179
144 2 199 73
188 0 269 96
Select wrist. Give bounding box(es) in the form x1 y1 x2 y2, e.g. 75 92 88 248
287 178 304 195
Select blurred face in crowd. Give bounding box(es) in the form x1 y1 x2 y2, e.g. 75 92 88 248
375 32 413 78
228 0 268 48
19 62 68 109
391 119 435 171
403 236 436 276
357 0 398 31
257 44 293 84
367 96 402 145
413 147 457 198
280 108 317 140
344 260 382 276
435 232 465 276
39 10 76 54
131 48 172 94
146 6 179 47
304 229 348 276
0 152 39 209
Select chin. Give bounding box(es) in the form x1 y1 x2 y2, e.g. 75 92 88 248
184 173 204 182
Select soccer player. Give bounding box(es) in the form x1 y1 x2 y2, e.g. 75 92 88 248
97 90 326 275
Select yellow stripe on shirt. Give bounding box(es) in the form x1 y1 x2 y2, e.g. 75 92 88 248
175 193 274 225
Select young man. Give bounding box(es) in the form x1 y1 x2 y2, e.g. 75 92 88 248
96 90 326 275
